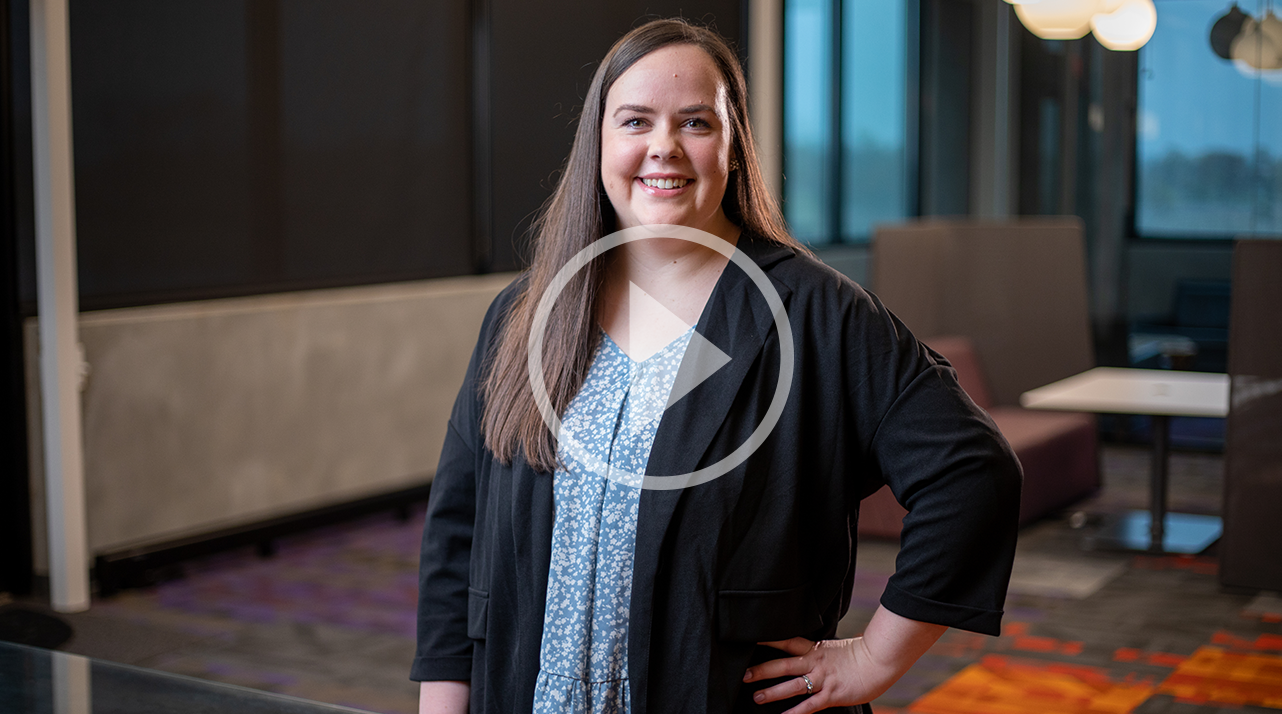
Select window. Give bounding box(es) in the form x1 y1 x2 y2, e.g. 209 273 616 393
1135 0 1281 238
784 0 917 245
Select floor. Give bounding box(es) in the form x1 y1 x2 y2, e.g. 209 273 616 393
16 445 1282 714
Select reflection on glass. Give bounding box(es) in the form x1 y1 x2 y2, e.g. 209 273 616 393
1136 0 1281 237
0 641 366 714
784 0 835 243
841 0 909 242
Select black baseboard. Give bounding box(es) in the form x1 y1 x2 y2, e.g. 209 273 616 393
93 481 432 597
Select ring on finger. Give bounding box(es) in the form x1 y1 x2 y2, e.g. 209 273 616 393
801 674 814 695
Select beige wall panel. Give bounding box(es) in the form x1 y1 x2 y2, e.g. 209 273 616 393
871 218 1094 407
945 221 1094 407
27 273 514 569
869 221 950 338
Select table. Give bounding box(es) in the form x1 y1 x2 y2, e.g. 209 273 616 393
0 640 370 714
1020 367 1230 553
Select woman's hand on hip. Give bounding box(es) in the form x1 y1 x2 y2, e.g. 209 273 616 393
741 636 889 713
741 605 947 713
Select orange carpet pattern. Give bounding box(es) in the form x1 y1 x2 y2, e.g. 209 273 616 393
1158 647 1282 708
894 580 1282 714
910 656 1156 714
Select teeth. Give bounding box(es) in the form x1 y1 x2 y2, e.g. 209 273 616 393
642 177 689 189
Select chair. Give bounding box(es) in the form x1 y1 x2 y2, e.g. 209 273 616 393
857 219 1101 539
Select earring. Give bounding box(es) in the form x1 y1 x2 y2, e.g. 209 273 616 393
729 157 741 172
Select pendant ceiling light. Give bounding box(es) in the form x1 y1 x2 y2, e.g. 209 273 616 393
1091 0 1158 51
1210 3 1250 59
1262 11 1282 53
1231 13 1282 71
1015 0 1103 41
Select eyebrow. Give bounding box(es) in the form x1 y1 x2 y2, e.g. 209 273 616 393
611 103 716 116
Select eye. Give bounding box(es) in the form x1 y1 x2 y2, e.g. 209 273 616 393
684 117 712 129
623 117 648 129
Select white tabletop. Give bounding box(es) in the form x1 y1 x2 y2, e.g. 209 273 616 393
1019 367 1230 418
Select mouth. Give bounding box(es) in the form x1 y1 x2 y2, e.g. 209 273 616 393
637 176 693 192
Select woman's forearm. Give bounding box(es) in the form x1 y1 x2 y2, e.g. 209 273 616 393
855 604 948 697
419 681 469 714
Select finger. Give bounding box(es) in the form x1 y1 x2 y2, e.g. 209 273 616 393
743 651 810 682
782 691 828 714
752 675 812 705
758 637 815 656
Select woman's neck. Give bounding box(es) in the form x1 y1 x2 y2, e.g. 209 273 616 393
597 221 740 361
610 209 741 281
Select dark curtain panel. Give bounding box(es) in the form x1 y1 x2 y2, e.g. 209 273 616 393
62 0 473 310
15 1 747 308
0 0 33 597
484 0 745 270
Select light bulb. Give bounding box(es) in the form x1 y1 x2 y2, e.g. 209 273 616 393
1015 0 1102 40
1260 11 1282 52
1090 0 1157 51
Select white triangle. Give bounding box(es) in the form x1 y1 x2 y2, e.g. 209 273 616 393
666 329 732 409
626 281 693 362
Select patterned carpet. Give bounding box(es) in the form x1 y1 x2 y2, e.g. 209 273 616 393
34 444 1282 714
861 553 1282 714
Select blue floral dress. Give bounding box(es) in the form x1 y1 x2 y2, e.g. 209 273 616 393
531 327 694 714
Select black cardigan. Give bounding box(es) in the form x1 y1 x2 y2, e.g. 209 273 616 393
412 235 1022 713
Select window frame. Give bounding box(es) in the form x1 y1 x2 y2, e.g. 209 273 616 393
781 0 922 246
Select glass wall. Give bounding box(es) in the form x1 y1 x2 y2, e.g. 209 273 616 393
1136 0 1282 238
784 0 914 245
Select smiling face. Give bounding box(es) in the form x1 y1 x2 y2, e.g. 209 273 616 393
600 44 737 236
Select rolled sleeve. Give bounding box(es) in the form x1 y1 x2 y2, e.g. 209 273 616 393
866 358 1023 636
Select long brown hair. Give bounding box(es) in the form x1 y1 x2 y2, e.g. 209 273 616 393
480 18 805 472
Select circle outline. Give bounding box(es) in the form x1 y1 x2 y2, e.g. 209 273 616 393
526 224 794 490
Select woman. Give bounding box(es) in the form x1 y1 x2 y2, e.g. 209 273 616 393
413 18 1021 714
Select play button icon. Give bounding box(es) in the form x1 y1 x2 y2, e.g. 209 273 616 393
624 281 732 409
623 281 693 362
666 330 732 408
620 280 733 407
527 224 794 490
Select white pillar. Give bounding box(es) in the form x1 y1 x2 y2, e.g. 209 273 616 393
750 0 784 202
30 0 90 613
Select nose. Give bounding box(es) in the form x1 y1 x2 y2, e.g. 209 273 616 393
649 124 683 161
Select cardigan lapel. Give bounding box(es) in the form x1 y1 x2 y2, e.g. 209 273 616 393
646 235 796 482
628 235 795 712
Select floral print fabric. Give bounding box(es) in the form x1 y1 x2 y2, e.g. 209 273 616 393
531 327 694 714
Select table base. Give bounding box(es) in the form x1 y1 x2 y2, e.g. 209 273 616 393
1082 511 1223 554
